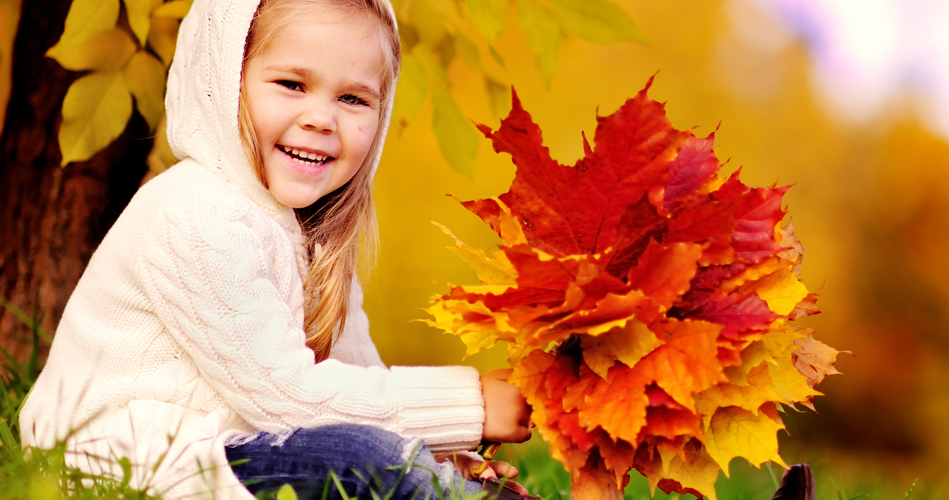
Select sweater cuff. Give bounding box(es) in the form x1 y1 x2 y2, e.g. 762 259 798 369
389 365 485 453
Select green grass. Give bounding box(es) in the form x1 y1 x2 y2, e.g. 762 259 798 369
0 348 940 500
0 302 941 499
0 301 155 499
495 436 943 500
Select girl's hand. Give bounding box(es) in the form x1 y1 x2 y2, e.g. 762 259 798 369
435 452 531 496
480 369 532 443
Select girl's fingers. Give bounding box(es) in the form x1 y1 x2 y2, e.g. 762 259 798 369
504 480 530 496
477 464 498 481
488 461 519 479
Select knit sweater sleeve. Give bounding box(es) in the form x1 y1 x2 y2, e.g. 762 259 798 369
327 280 386 369
137 189 484 452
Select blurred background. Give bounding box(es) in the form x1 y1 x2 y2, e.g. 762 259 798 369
3 0 949 494
365 0 949 492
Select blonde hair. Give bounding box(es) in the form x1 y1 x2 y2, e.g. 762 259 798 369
239 0 400 361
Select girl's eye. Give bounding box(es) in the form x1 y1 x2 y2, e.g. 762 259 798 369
276 80 303 92
339 94 369 106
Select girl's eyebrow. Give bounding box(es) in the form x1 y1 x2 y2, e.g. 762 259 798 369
265 64 312 79
264 64 381 101
347 83 381 101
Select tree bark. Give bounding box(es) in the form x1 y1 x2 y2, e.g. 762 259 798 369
0 0 152 362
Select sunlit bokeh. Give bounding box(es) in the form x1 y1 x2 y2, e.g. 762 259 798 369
751 0 949 141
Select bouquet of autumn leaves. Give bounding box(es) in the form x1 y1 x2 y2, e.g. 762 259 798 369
424 78 843 500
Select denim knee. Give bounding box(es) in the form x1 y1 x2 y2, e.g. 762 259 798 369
225 424 481 499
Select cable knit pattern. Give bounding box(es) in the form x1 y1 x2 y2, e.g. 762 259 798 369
18 0 486 498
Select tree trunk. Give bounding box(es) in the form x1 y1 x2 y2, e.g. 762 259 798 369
0 0 152 362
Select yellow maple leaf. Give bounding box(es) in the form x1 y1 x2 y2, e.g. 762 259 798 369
703 405 788 475
759 328 823 408
767 356 822 409
639 440 721 500
746 267 809 315
695 363 781 419
718 257 787 293
761 327 808 361
722 339 770 386
580 318 664 379
663 445 722 500
432 222 517 285
422 298 515 357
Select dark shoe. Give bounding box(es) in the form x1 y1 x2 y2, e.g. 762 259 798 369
770 464 816 500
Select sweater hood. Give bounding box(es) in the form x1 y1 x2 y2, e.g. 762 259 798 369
165 0 397 240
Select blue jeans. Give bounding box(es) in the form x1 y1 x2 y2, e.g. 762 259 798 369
225 424 483 499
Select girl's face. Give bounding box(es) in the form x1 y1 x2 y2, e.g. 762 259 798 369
243 10 385 209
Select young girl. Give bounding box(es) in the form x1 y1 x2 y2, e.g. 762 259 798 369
19 0 532 498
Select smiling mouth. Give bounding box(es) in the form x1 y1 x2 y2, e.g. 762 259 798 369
278 145 333 166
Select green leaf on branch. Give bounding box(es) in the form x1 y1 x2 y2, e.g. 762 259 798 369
431 85 478 178
453 32 483 71
466 0 508 41
47 0 120 56
409 0 448 46
484 77 510 119
548 0 648 45
488 44 506 68
58 71 132 165
148 16 181 66
392 51 429 131
123 51 166 131
412 45 447 82
516 0 561 86
152 0 193 19
48 27 136 71
123 0 151 45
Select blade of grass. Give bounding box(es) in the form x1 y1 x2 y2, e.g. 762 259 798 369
0 296 52 343
903 479 918 500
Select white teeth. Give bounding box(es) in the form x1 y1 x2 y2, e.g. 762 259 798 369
281 146 330 164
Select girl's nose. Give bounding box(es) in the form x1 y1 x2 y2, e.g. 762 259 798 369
299 98 336 133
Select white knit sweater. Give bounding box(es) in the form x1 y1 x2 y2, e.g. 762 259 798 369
18 0 485 498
